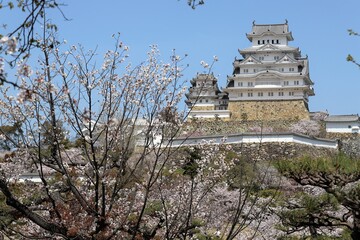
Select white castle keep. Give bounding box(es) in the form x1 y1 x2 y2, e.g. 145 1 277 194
186 21 315 121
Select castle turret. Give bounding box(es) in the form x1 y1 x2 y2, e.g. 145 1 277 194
185 73 230 119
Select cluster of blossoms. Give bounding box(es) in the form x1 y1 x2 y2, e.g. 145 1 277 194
199 55 218 70
16 59 33 78
248 125 274 133
0 36 17 54
290 120 321 137
200 60 209 68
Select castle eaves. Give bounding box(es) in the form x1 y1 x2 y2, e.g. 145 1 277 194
240 44 298 53
247 22 294 41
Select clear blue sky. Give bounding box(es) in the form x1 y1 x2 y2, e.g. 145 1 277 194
6 0 360 115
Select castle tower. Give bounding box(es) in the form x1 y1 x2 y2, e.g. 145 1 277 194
185 73 230 119
224 21 314 121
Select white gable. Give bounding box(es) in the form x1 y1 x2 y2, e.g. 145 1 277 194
241 56 262 64
277 54 297 63
257 43 280 51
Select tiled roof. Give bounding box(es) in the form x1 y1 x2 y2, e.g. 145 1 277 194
325 114 359 122
246 22 294 41
252 24 289 35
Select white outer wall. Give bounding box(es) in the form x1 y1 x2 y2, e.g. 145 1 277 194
169 133 338 149
188 110 231 119
326 122 360 133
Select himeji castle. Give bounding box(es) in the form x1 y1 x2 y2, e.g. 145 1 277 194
186 21 315 121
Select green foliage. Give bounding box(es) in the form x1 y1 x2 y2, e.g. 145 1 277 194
275 154 360 177
195 233 220 240
191 218 205 227
275 154 360 238
73 136 86 149
278 235 351 240
278 192 339 226
182 147 201 178
347 54 354 62
226 153 257 189
144 200 163 216
8 1 14 9
0 122 23 150
257 188 283 199
40 120 70 149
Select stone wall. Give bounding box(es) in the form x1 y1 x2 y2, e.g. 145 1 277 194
325 132 358 140
228 100 310 121
191 105 214 111
182 119 301 136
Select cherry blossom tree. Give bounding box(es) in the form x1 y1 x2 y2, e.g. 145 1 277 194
0 26 195 237
0 2 279 239
289 120 321 137
0 0 66 91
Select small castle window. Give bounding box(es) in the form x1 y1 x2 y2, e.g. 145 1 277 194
272 40 274 44
278 92 284 96
276 39 279 44
294 80 299 85
205 99 208 103
289 92 294 96
258 92 263 97
253 69 257 73
243 69 249 73
289 67 295 72
239 93 243 97
247 82 253 87
248 92 253 97
267 40 270 43
258 40 260 45
284 81 289 86
274 56 280 60
268 92 274 97
262 40 265 44
238 82 243 87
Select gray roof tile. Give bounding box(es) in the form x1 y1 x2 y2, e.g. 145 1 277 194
325 114 359 122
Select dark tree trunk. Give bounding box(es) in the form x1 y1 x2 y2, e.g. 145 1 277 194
352 214 360 240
